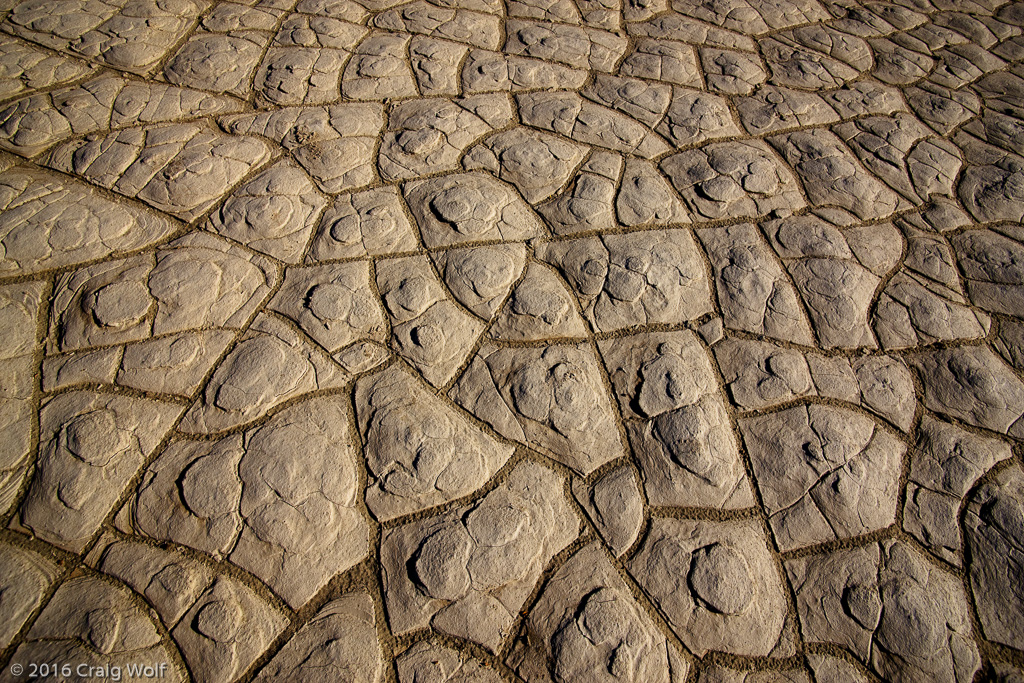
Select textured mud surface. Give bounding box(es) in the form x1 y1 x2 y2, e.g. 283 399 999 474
0 0 1023 680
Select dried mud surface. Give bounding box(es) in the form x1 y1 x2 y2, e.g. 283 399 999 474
0 0 1023 680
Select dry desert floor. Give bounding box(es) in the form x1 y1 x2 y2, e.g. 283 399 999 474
0 0 1023 680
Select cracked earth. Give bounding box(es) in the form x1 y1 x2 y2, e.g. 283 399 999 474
0 0 1023 680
